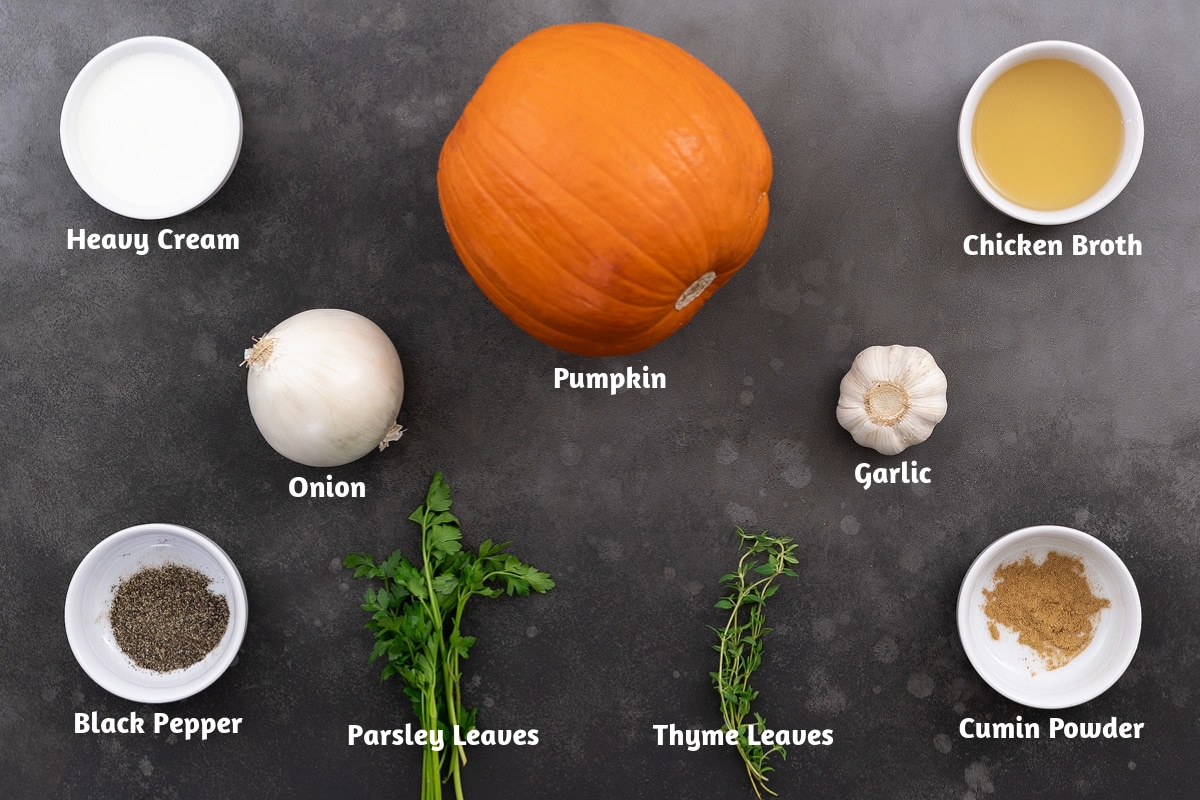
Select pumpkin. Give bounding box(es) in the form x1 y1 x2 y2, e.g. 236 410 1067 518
437 22 772 356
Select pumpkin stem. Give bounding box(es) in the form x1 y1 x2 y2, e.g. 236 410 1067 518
676 271 717 311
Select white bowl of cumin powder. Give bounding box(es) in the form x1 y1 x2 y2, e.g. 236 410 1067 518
65 523 248 703
957 525 1140 709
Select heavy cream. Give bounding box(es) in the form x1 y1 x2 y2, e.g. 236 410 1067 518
70 45 239 214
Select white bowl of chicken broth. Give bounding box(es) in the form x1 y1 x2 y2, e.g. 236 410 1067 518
958 41 1143 225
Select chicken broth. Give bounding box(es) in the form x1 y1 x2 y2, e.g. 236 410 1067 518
972 58 1124 211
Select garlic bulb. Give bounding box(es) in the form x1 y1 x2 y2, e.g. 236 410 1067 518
243 309 404 467
836 345 947 455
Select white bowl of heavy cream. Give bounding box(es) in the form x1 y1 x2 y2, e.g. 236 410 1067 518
61 36 242 220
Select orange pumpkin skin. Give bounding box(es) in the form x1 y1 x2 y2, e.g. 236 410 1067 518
437 22 772 356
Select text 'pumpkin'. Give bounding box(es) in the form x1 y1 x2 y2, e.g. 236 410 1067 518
437 22 773 356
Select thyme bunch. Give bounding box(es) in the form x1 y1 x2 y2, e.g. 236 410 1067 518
711 528 799 799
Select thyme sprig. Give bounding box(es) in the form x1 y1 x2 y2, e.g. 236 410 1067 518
345 472 554 800
711 527 799 799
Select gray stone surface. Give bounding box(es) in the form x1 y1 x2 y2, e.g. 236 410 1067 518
2 0 1197 797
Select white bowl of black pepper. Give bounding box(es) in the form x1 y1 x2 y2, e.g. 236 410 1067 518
65 523 248 703
957 525 1140 709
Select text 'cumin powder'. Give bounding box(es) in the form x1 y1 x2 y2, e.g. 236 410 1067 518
982 550 1110 670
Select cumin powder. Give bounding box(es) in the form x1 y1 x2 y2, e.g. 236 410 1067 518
982 550 1110 670
109 563 230 673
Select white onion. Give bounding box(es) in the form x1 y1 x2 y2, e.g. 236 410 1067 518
243 309 404 467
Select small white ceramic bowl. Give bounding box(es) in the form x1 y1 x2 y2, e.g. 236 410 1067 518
958 41 1143 225
60 36 242 219
64 523 248 703
957 525 1140 709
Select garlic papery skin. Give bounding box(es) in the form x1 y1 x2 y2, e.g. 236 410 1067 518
243 309 405 467
836 345 947 456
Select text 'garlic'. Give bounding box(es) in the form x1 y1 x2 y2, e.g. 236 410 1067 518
243 309 404 467
837 345 947 455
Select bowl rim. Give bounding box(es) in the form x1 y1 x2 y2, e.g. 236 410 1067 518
64 522 249 703
59 35 243 220
956 524 1141 709
957 40 1144 226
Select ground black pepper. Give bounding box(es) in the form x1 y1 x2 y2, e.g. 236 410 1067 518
109 563 230 673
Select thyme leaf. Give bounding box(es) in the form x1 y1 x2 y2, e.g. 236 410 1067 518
712 527 799 799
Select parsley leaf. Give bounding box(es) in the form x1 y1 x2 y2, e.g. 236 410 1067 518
345 472 554 800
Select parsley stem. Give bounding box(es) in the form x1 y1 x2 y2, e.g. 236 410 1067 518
346 472 554 800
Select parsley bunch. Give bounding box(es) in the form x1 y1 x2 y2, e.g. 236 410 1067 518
711 528 799 799
345 472 554 800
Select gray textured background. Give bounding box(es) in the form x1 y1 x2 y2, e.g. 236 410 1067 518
2 1 1197 798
